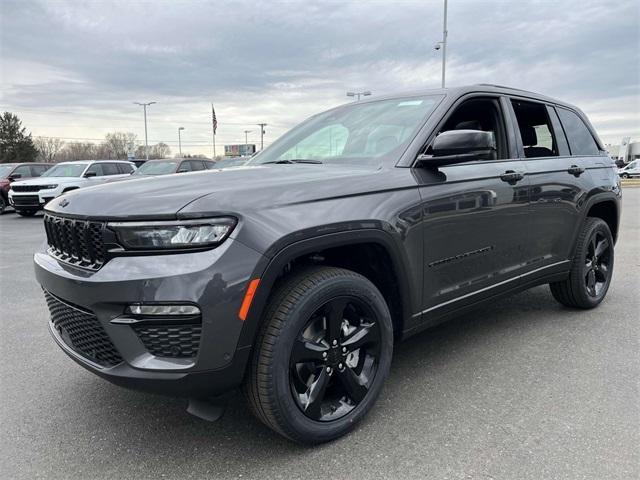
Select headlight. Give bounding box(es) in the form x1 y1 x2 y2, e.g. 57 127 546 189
107 217 236 250
43 184 58 189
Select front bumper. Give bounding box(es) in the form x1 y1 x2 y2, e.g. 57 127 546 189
9 189 59 209
35 237 264 397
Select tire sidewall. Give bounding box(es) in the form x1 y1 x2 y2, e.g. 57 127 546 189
269 273 393 442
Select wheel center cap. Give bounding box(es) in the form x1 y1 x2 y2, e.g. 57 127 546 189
328 346 342 365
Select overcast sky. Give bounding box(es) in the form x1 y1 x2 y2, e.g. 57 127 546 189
1 0 638 155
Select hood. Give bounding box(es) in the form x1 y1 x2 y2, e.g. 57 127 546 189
45 164 389 220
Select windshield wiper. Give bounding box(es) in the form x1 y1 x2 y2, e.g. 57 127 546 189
262 159 323 164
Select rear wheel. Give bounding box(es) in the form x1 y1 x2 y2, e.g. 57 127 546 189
0 196 6 214
16 208 38 217
244 266 393 443
550 217 614 308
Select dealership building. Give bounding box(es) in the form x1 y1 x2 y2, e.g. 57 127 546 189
605 138 639 164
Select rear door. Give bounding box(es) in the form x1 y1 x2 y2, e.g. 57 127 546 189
508 98 597 270
414 95 531 323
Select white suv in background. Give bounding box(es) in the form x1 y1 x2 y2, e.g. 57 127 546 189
9 160 136 216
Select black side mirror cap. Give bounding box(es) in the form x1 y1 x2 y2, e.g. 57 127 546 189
8 173 21 180
417 129 497 167
84 171 97 177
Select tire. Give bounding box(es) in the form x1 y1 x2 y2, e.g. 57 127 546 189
550 217 614 309
621 173 629 179
243 266 393 444
0 196 6 214
16 208 38 217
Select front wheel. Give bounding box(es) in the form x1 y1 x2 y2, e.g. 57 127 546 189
244 266 393 444
621 173 630 179
550 217 614 309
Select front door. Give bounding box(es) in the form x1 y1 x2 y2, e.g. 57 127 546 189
414 96 531 324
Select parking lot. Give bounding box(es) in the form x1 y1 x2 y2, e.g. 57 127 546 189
0 189 638 480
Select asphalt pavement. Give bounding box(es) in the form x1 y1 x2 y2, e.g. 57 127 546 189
1 189 638 480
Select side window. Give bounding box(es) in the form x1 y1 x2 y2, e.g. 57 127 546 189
556 108 600 156
511 100 558 158
118 163 135 174
30 165 48 176
204 161 216 169
13 165 32 177
85 164 104 176
436 97 506 159
177 161 193 172
102 163 120 176
189 160 205 171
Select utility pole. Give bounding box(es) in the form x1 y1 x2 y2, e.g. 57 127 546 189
178 127 185 156
256 123 267 150
434 0 448 88
244 130 252 156
134 101 156 160
346 91 372 101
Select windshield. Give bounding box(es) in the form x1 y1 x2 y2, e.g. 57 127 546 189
0 165 16 178
248 95 442 166
134 160 178 175
42 163 87 177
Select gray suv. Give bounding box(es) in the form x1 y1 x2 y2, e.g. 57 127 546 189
35 85 620 443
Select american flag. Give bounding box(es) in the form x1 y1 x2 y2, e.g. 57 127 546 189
211 104 217 134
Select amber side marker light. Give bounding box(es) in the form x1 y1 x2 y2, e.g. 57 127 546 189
239 278 260 321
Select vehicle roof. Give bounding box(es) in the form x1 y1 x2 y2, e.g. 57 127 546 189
56 159 135 164
354 84 575 109
1 162 51 167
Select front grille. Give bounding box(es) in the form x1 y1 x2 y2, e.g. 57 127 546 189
12 185 46 192
133 324 202 358
44 214 106 269
12 195 40 206
44 291 123 367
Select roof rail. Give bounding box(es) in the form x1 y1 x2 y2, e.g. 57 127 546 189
474 83 530 93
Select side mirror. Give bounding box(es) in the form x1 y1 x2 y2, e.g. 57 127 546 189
8 173 21 180
417 129 496 167
177 169 188 173
84 171 97 177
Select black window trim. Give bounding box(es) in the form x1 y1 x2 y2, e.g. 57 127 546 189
507 96 563 161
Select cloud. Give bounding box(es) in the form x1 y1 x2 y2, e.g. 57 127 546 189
1 0 638 152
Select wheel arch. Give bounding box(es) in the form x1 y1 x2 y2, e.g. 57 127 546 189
237 228 415 351
584 193 620 243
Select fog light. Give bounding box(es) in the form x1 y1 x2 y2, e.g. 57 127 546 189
126 304 200 316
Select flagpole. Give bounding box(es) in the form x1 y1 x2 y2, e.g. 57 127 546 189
211 103 217 159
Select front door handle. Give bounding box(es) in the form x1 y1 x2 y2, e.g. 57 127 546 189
568 165 585 177
500 170 525 184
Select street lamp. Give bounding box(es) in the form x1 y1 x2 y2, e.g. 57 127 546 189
434 0 448 88
256 123 267 151
178 127 185 156
346 91 372 101
134 101 156 160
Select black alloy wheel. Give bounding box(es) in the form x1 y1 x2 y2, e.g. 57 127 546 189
289 296 381 422
584 231 611 298
550 217 614 308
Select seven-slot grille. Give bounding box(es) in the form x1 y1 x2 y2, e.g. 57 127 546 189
44 214 106 269
12 185 47 192
44 290 123 367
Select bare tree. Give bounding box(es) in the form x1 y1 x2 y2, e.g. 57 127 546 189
104 132 138 159
58 142 98 162
34 136 65 163
134 142 171 159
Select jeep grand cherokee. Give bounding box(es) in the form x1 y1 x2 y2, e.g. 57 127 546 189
35 85 620 443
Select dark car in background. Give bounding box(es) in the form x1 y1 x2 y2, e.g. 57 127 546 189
0 163 51 214
132 158 216 176
35 85 620 444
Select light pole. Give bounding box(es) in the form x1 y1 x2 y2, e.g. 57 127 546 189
178 127 185 156
346 91 372 101
256 123 267 150
134 101 156 160
434 0 448 88
244 130 252 155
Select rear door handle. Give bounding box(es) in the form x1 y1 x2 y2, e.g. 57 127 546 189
500 170 525 184
568 165 585 177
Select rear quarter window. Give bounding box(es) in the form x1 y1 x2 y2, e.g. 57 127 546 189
557 108 600 156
